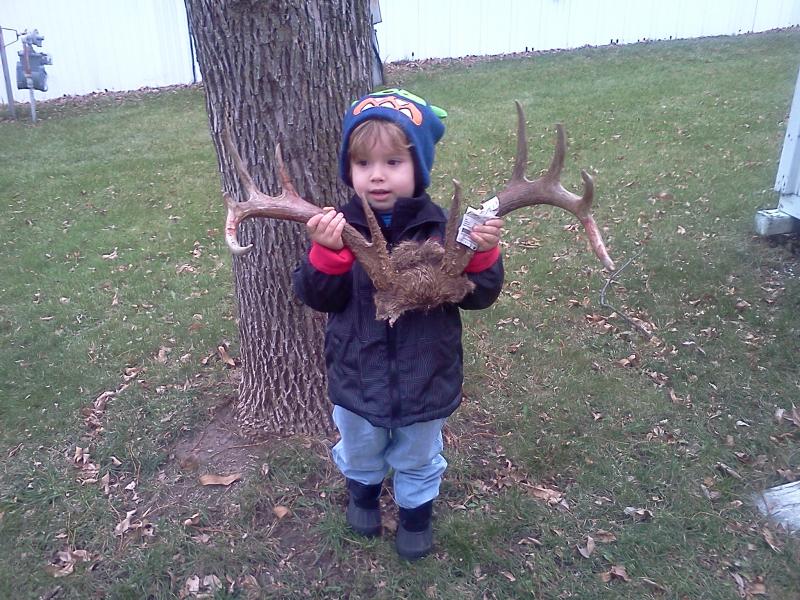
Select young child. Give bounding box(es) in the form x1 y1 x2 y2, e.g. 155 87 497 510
292 89 504 560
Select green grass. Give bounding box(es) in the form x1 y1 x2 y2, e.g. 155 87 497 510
2 31 800 599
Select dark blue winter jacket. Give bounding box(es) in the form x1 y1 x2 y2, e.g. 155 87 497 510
292 193 504 428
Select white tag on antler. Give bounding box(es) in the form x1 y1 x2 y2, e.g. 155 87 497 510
456 196 500 250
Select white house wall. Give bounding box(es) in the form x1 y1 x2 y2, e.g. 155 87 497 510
1 0 197 103
374 0 800 62
1 0 799 104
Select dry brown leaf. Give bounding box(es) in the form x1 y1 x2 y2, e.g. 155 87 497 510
788 404 800 428
202 575 223 593
715 462 742 480
217 345 236 368
616 354 639 368
273 505 291 519
183 512 201 527
501 571 516 582
609 565 630 582
156 346 171 364
577 536 595 558
761 527 782 553
668 388 687 404
749 581 767 596
623 506 653 521
45 548 91 578
529 485 563 505
640 577 666 592
7 443 22 458
732 573 747 597
114 509 137 536
241 574 261 595
594 529 617 543
199 473 242 487
183 575 201 595
517 536 543 547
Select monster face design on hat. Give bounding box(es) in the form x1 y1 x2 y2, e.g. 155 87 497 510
340 89 447 192
352 94 424 125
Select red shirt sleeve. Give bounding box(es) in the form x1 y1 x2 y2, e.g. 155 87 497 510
464 246 501 273
308 242 355 275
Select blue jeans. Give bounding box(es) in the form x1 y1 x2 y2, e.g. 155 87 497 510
331 405 447 509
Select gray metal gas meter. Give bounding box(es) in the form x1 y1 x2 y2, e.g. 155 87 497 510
16 29 52 92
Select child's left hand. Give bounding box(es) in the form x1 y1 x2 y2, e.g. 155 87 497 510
470 218 504 252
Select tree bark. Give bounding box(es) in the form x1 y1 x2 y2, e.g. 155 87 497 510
185 0 373 434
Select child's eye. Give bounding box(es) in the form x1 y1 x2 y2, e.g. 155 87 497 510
355 160 368 167
388 159 402 166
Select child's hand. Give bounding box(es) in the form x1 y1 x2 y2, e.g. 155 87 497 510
307 207 346 250
470 218 504 252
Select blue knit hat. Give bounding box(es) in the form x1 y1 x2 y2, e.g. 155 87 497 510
339 88 447 191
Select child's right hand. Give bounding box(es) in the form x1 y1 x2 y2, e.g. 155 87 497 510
307 207 345 250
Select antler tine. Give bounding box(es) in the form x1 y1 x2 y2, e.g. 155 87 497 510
357 195 392 286
441 179 475 276
219 123 322 255
511 101 528 183
273 143 299 198
546 124 567 181
223 191 253 255
496 105 615 271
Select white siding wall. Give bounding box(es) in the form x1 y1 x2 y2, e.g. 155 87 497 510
1 0 197 103
374 0 800 62
1 0 799 104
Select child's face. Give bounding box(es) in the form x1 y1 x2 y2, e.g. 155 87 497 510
350 138 416 212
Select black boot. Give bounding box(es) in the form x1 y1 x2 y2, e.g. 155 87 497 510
396 500 433 560
345 478 382 537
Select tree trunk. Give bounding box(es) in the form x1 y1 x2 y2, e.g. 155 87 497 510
185 0 373 435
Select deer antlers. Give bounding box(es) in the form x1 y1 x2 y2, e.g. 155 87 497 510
498 102 614 271
220 103 614 323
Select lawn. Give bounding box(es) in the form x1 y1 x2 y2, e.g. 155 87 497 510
1 29 799 599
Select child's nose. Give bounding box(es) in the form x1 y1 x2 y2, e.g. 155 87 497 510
369 165 385 181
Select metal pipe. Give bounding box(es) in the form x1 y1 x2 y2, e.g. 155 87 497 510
0 26 17 119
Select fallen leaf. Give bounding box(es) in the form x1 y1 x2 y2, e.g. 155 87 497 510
501 571 516 582
732 573 747 597
787 404 800 427
202 574 223 593
715 462 742 480
199 473 242 487
114 509 137 536
640 577 666 592
45 548 91 578
749 580 767 596
517 536 543 547
623 506 653 521
217 345 236 368
273 505 291 519
7 443 22 458
616 354 639 368
156 346 171 364
529 485 563 504
577 536 595 558
183 575 201 595
610 565 630 581
761 527 782 553
594 529 617 543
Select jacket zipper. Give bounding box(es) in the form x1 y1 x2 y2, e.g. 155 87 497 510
387 320 400 424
